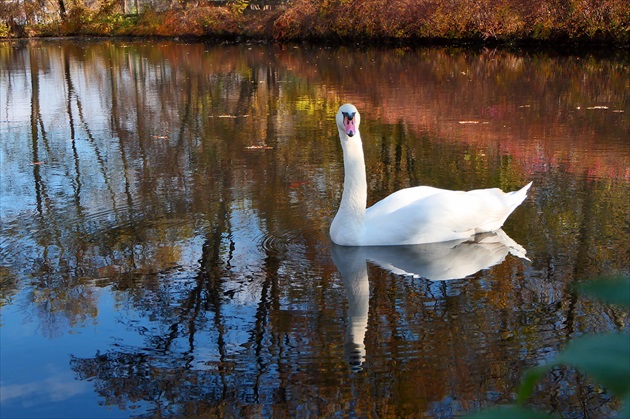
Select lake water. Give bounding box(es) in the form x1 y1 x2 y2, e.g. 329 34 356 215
1 39 629 418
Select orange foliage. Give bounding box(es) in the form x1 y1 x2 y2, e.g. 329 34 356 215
271 0 630 43
153 7 243 37
2 0 629 43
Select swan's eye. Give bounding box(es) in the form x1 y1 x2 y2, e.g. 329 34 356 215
342 112 356 121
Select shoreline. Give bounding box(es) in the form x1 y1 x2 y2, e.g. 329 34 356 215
4 34 629 56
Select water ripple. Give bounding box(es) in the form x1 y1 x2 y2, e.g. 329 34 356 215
257 230 297 255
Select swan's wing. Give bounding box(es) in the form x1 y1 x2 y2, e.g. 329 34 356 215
366 186 447 218
365 188 515 245
448 188 513 232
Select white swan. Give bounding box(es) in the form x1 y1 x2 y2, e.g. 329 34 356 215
330 103 532 246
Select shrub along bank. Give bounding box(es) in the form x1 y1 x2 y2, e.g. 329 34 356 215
1 0 629 46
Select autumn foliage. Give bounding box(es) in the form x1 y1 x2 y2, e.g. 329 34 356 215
1 0 629 44
272 0 630 43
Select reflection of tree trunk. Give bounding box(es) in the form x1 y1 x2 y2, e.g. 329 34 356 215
237 72 257 115
176 73 192 159
394 123 403 175
29 47 44 215
63 48 84 220
201 198 232 399
28 45 64 279
74 74 118 212
109 47 136 217
28 47 54 221
380 132 391 186
63 50 76 141
251 188 283 402
564 172 594 340
251 251 281 402
378 121 408 194
250 67 284 402
131 52 150 201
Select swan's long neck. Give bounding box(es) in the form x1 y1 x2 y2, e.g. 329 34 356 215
331 131 367 245
340 134 367 215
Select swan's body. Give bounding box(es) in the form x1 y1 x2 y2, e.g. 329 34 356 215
330 104 532 246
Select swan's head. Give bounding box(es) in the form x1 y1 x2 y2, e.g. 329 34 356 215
336 104 360 138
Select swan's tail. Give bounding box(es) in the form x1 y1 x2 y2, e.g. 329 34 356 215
507 181 532 212
491 229 530 261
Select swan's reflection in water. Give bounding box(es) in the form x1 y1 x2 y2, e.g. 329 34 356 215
331 229 528 371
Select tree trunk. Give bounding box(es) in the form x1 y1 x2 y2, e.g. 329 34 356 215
58 0 67 20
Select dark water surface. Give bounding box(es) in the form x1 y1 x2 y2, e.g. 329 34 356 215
1 40 629 418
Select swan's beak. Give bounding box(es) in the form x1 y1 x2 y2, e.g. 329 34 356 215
343 114 356 137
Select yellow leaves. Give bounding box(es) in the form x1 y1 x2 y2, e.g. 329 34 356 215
230 0 250 15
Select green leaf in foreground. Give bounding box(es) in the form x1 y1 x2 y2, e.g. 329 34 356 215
554 332 630 396
466 404 556 419
578 275 630 308
517 365 552 404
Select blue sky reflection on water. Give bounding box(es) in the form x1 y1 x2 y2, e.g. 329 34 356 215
1 39 628 418
1 290 148 418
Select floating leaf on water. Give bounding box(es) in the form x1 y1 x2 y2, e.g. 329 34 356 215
288 181 307 188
